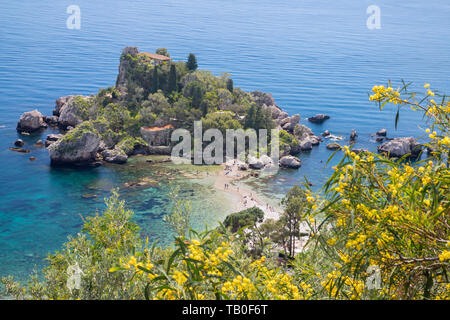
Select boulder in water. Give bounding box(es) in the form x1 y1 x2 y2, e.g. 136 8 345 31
17 110 47 132
279 155 301 169
377 137 421 158
308 114 330 123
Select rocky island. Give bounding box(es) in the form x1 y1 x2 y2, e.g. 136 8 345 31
14 47 426 167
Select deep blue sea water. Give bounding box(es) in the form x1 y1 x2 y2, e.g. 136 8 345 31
1 0 449 281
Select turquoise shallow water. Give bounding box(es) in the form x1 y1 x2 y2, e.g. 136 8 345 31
0 0 450 280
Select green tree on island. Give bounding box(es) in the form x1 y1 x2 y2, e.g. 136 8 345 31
151 66 159 94
226 78 234 93
168 64 177 93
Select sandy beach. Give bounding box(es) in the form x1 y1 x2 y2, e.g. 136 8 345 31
211 161 282 221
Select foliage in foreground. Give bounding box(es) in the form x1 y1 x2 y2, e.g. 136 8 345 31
1 83 449 300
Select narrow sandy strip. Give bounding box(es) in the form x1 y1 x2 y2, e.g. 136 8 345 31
212 162 281 221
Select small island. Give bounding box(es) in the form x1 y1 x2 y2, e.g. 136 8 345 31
15 47 328 169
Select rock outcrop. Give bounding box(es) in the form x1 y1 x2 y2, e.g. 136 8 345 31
281 114 300 132
57 96 90 128
101 149 128 164
17 110 47 132
279 156 301 169
308 114 330 123
116 47 139 88
377 137 421 158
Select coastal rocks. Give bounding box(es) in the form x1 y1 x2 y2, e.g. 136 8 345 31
299 139 313 151
48 126 100 165
322 130 330 137
45 134 63 148
54 96 73 116
294 125 322 150
251 91 276 108
279 155 301 169
267 105 282 119
281 114 300 132
326 143 341 151
116 47 139 88
307 114 330 124
238 162 249 171
350 129 358 142
44 115 59 126
375 129 387 137
14 139 25 147
101 148 128 164
377 137 421 158
248 156 264 169
57 96 90 128
260 155 274 168
16 110 47 132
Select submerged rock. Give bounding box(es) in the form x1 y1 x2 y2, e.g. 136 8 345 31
9 147 31 153
279 156 301 169
17 110 47 132
377 137 421 158
14 139 25 147
308 114 330 123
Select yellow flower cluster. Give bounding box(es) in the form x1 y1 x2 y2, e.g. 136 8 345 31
172 270 187 286
439 250 450 262
221 275 255 298
369 85 401 104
